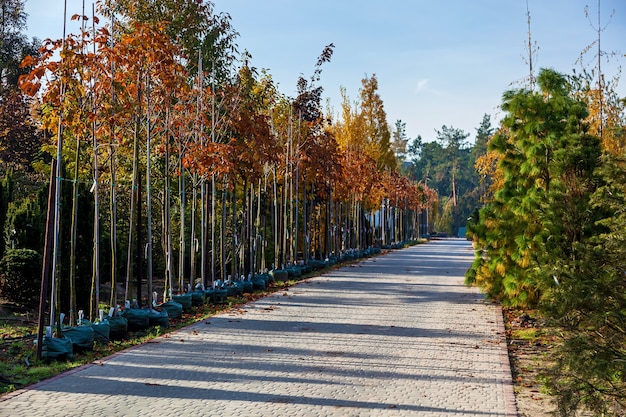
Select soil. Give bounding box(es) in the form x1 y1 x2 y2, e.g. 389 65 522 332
504 308 557 417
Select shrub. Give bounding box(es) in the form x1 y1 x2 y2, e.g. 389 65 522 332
0 248 42 306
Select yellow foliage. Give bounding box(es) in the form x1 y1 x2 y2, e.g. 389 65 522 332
495 262 506 276
474 127 509 202
517 251 531 268
580 88 626 155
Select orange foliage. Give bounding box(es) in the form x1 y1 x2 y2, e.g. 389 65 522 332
581 88 626 155
184 141 234 177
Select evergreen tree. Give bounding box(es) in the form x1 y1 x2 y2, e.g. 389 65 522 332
471 115 493 178
1 0 27 87
391 119 409 164
0 170 12 260
0 0 41 173
467 68 602 308
434 125 471 235
407 125 476 235
542 152 626 416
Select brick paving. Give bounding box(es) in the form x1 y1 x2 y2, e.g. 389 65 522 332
0 239 517 416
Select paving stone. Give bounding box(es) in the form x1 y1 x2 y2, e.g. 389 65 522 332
0 239 517 416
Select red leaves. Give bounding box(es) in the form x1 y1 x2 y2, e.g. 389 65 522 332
19 55 36 69
18 76 41 97
18 55 44 96
184 141 234 178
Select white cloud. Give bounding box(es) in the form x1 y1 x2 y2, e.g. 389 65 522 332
415 78 447 98
416 78 430 93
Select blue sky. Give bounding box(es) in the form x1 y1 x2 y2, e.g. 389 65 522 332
24 0 625 142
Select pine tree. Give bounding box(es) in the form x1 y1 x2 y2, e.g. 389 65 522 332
391 119 409 164
467 69 602 307
542 152 626 416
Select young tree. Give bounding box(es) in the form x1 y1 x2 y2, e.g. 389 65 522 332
359 74 395 170
467 69 602 308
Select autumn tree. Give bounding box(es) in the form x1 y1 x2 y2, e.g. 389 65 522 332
360 74 395 170
102 0 238 80
290 44 341 259
571 68 626 154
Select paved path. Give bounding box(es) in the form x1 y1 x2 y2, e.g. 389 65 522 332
0 239 517 416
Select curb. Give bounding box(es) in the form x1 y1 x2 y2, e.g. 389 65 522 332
496 303 519 417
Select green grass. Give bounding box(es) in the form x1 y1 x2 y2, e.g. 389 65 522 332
511 327 543 341
0 319 35 339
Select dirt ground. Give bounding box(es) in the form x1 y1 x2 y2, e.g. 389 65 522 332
504 309 557 417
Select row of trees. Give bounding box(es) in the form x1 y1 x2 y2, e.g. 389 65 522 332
14 0 626 413
403 117 494 237
466 65 626 415
0 0 444 329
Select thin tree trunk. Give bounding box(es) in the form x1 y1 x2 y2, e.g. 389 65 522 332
209 61 215 287
89 3 100 321
273 167 278 269
282 147 289 267
164 106 173 297
256 179 262 272
230 178 238 279
208 176 213 285
108 13 118 309
179 148 187 290
69 0 89 327
68 131 80 326
146 75 154 308
124 73 141 303
221 177 227 281
108 143 118 307
135 168 142 305
90 127 100 321
201 176 206 285
37 160 56 360
190 174 197 286
294 120 299 264
50 0 68 332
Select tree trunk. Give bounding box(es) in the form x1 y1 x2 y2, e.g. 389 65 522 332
68 134 80 326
